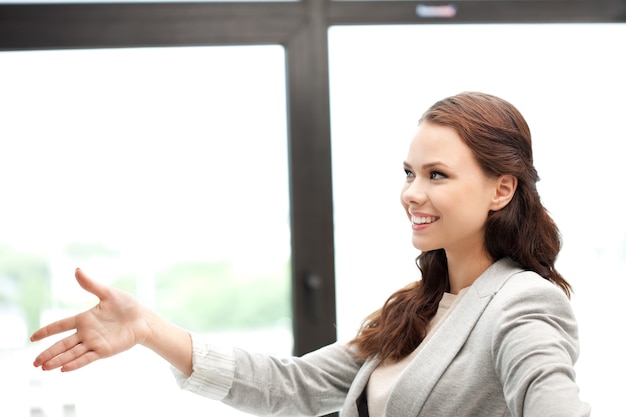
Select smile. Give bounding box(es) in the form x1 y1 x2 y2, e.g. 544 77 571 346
412 215 439 225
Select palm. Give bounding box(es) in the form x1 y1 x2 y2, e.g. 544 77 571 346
31 269 150 372
77 289 146 355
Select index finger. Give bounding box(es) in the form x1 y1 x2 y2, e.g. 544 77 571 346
30 316 78 342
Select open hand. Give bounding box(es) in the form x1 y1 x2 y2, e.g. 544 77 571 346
31 268 151 372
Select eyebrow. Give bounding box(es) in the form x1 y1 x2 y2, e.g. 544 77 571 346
403 161 450 170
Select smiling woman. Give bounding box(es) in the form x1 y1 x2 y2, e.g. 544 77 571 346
329 22 626 416
25 90 590 417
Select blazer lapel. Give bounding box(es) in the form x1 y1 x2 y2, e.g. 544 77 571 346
341 358 381 417
384 258 522 417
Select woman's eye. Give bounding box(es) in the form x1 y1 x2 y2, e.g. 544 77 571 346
404 169 414 178
430 171 447 180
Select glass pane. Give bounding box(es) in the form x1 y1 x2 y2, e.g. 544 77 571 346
0 45 291 417
329 23 625 415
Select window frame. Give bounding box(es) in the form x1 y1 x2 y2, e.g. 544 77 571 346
1 0 624 364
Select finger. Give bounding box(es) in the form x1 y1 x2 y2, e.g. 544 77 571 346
61 350 101 372
42 340 90 371
33 333 81 368
30 316 77 342
75 268 111 300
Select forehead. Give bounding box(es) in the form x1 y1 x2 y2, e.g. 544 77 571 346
406 122 475 167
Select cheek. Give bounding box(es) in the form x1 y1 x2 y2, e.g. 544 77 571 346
454 194 492 228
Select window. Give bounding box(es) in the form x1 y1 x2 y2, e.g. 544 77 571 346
0 45 291 417
330 23 626 416
1 2 623 416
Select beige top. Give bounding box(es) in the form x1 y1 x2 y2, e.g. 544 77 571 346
366 288 468 417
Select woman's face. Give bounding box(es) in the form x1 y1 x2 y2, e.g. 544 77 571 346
400 121 501 257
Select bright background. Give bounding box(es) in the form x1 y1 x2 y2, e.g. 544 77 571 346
1 22 624 417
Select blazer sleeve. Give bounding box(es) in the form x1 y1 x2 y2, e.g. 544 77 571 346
491 272 591 417
222 341 363 416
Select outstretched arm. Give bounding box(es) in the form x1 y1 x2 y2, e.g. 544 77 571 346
30 268 193 376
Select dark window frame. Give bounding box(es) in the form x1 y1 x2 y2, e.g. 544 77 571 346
1 2 625 367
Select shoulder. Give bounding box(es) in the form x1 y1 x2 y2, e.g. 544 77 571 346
472 258 572 314
490 269 572 315
481 271 587 416
484 268 580 361
473 261 579 352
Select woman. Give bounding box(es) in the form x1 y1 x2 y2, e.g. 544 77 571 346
31 92 590 416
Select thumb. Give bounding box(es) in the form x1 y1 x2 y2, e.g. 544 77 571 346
75 268 110 300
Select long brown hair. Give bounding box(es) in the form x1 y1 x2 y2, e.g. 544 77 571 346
348 92 572 362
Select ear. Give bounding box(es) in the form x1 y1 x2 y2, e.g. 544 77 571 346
490 174 518 211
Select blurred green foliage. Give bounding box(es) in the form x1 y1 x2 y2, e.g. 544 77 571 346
65 241 119 259
0 241 291 339
111 273 140 296
154 260 291 332
0 245 51 336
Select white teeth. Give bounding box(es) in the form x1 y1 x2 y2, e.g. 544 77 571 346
412 215 437 225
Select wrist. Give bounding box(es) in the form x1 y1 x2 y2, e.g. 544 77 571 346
139 306 162 349
139 307 193 376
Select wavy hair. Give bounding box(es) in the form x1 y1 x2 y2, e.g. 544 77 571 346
348 92 572 362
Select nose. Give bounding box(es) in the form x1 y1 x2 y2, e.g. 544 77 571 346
401 178 426 207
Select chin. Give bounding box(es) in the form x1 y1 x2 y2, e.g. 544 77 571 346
411 240 441 253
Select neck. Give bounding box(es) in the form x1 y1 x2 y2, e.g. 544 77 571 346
445 249 494 294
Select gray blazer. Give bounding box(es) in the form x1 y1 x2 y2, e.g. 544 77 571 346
223 258 591 417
